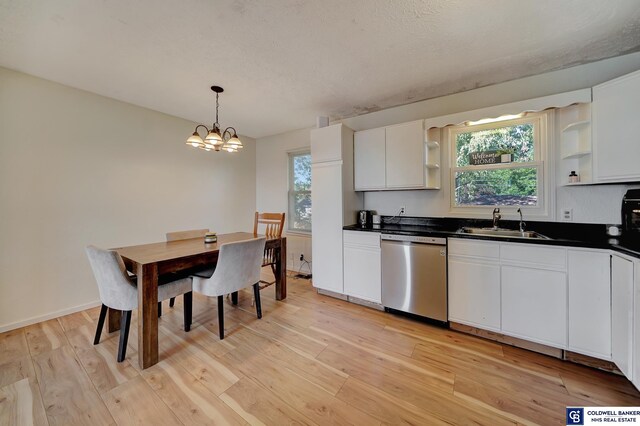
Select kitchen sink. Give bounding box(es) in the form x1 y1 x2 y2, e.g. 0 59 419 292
458 227 550 239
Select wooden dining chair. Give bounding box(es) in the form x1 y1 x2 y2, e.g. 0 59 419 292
190 237 266 339
86 245 193 362
253 212 285 289
165 229 209 308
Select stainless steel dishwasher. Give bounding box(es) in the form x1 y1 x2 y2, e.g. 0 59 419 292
381 234 447 322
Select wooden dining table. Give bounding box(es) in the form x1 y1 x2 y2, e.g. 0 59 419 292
109 232 286 369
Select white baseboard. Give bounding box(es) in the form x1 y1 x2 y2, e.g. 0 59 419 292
0 300 102 333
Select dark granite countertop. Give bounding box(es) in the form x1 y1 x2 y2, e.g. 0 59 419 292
344 216 640 259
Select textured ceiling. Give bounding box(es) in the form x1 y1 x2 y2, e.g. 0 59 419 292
1 0 639 138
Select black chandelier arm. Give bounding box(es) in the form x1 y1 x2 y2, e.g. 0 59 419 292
222 127 237 140
194 124 210 135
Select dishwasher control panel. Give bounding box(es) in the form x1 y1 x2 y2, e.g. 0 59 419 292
381 234 446 245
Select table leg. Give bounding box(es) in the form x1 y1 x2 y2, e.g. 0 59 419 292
276 237 287 300
107 308 121 333
137 263 159 369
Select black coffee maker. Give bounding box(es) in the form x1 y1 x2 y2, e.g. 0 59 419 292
358 210 374 227
622 189 640 235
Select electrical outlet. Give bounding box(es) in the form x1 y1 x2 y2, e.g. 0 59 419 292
561 208 573 222
300 254 304 261
400 206 406 215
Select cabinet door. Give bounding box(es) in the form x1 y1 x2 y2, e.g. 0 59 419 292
501 266 567 348
612 254 634 379
311 163 344 293
354 128 386 190
634 259 640 390
343 243 381 303
311 124 343 163
385 120 425 188
567 250 611 359
448 257 501 331
593 70 640 182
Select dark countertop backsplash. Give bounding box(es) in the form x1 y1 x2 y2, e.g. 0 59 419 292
343 216 640 258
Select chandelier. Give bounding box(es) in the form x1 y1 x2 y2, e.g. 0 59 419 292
186 86 243 152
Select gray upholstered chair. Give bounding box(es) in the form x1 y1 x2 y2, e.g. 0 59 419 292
191 237 266 339
86 245 193 362
165 229 209 308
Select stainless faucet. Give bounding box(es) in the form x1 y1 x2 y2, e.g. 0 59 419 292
517 208 526 233
492 208 501 230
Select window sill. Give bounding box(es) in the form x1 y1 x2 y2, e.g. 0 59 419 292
286 230 312 238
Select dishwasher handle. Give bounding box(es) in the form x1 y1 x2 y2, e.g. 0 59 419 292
381 234 446 245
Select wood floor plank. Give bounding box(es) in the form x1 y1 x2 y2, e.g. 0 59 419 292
411 342 569 397
57 310 94 333
159 325 241 396
226 325 347 396
24 320 68 357
221 377 316 426
142 360 246 426
0 377 48 426
0 329 30 364
312 327 455 389
32 345 114 426
221 343 381 426
0 356 37 389
103 376 180 426
335 377 451 426
454 375 569 425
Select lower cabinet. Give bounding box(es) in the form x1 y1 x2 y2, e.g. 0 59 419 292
568 249 612 359
343 231 381 303
634 259 640 389
501 266 567 348
448 258 501 331
612 254 634 379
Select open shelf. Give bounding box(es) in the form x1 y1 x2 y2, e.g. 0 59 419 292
562 181 592 186
562 150 591 160
426 140 440 148
562 120 590 133
426 163 440 169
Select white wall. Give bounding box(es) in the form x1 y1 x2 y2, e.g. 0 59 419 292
255 128 312 272
0 67 257 331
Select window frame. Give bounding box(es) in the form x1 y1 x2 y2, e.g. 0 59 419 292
447 111 554 219
287 149 312 234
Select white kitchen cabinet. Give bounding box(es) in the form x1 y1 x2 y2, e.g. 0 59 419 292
343 231 381 303
353 119 433 191
385 120 425 188
567 249 611 359
592 69 640 183
612 254 634 379
310 124 363 295
501 266 567 348
354 128 386 190
634 259 640 390
448 257 501 331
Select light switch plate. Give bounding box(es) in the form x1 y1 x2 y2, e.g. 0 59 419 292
561 208 573 221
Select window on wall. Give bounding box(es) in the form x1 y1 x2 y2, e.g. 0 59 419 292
288 151 312 232
449 112 549 214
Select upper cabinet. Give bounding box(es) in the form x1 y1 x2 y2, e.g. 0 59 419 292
592 69 640 183
354 128 386 190
354 120 439 191
385 120 426 189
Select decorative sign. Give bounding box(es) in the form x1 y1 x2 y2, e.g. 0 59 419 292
469 150 513 165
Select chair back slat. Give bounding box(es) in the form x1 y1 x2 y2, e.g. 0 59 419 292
166 229 209 242
253 212 285 239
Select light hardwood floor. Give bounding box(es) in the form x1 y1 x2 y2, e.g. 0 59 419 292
2 272 640 425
